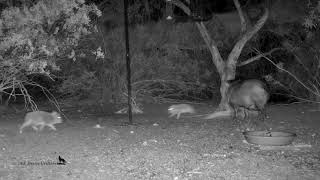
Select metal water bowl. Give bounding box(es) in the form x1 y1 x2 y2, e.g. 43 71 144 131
243 131 297 146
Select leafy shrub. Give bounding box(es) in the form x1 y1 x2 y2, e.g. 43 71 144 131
58 70 97 99
0 0 101 108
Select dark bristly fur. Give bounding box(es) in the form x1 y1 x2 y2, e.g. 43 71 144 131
227 79 269 121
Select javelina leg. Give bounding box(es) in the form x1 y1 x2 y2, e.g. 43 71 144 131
234 107 248 132
243 108 250 120
261 108 268 121
19 123 29 134
176 113 181 119
168 112 175 118
246 105 258 124
231 107 239 127
248 110 261 131
258 108 270 130
242 108 256 131
48 124 57 131
32 125 38 131
233 108 238 119
231 105 241 120
232 108 240 125
39 124 45 131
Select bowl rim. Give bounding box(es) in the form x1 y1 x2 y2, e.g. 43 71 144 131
243 131 297 146
242 130 297 137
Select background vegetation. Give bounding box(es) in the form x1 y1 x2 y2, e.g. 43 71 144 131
0 0 319 111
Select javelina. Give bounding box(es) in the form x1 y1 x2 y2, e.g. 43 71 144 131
168 104 195 119
227 79 269 120
19 111 62 133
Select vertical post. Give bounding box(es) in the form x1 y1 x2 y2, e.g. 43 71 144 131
123 0 132 124
165 0 173 20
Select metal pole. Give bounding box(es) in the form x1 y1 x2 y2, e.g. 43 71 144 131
123 0 132 124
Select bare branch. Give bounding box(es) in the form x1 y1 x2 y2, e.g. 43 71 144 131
233 0 247 33
166 0 224 71
167 0 190 15
237 48 283 67
195 22 224 69
227 8 269 65
259 50 320 98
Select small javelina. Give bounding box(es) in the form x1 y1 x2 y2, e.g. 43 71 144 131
227 79 269 119
19 111 62 133
168 104 195 119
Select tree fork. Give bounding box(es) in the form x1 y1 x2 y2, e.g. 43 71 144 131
166 0 269 118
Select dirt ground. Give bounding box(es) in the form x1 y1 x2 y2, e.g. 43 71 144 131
0 102 320 180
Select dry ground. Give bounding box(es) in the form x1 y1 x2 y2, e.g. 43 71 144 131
0 102 320 180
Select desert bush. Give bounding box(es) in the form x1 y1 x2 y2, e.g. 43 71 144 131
58 70 98 99
303 1 320 30
219 9 319 104
271 1 320 103
240 19 320 104
0 0 101 108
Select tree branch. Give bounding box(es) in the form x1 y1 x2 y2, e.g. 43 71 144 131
167 0 190 14
166 0 224 71
237 48 283 67
227 8 269 64
233 0 248 33
195 22 224 70
223 8 268 80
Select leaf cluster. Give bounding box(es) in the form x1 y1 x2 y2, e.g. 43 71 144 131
0 0 101 75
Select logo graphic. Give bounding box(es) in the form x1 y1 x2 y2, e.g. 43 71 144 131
17 156 67 166
58 156 67 165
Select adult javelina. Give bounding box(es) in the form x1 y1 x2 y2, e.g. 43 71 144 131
227 79 269 119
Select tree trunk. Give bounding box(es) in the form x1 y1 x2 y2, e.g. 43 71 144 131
217 61 238 111
218 80 230 110
166 0 269 119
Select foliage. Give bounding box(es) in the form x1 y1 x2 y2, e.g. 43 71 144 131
98 0 165 27
0 0 101 74
0 0 101 106
303 1 320 29
58 70 98 99
242 10 320 104
283 1 320 102
58 20 218 104
127 0 165 23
